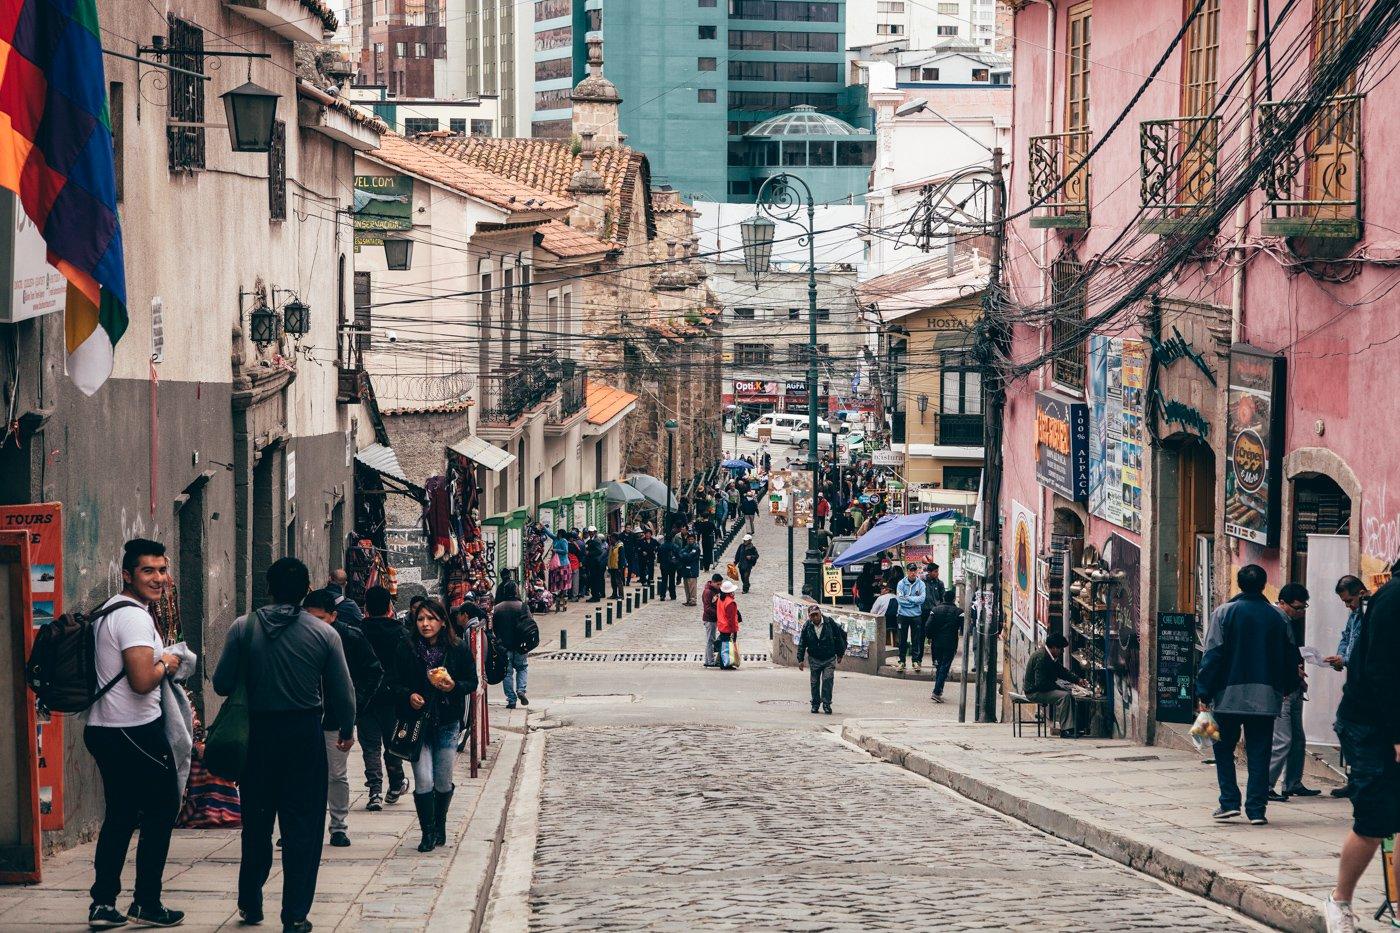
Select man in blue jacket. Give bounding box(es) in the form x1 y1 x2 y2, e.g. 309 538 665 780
894 564 926 672
1197 564 1301 825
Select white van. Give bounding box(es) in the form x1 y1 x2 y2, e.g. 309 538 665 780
744 412 839 449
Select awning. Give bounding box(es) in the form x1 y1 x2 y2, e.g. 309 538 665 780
355 443 409 485
832 510 961 567
448 435 516 472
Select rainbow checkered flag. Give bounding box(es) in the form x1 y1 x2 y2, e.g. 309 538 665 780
0 0 127 395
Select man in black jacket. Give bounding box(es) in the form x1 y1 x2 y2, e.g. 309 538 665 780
491 583 537 710
925 589 963 703
304 589 383 848
1323 572 1400 932
797 605 847 715
355 586 410 810
734 535 760 594
636 528 658 587
584 528 608 602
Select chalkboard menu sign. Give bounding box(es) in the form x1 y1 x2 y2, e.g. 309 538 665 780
1156 612 1198 724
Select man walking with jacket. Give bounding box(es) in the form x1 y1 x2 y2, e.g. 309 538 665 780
925 589 963 703
679 534 702 606
894 565 926 672
741 491 759 535
734 535 760 594
214 558 356 932
797 605 847 714
1197 564 1301 826
701 573 724 668
584 528 608 602
492 583 537 710
657 534 680 601
355 586 410 810
302 589 383 848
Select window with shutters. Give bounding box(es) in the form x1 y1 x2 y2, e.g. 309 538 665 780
268 120 286 222
166 15 205 172
735 343 771 366
1066 2 1091 135
1050 250 1087 393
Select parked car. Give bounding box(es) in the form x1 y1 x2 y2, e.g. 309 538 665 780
744 412 841 451
826 535 861 605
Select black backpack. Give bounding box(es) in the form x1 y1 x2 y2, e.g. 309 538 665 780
484 632 509 685
26 599 141 714
516 613 540 653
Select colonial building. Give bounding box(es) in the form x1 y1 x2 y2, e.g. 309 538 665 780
417 38 724 484
0 2 382 850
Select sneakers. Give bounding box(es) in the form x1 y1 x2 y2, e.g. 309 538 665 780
88 904 127 930
283 922 313 933
822 706 832 715
385 780 409 805
1249 816 1269 826
126 903 185 927
366 793 383 812
1325 895 1358 933
330 831 351 847
1286 785 1322 797
1211 807 1241 820
913 663 922 673
898 661 907 671
810 706 820 714
930 693 945 704
506 701 517 710
518 694 530 707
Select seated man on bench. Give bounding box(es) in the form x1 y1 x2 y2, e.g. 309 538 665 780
1024 633 1089 738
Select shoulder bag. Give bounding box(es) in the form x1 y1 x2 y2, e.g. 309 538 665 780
203 613 257 781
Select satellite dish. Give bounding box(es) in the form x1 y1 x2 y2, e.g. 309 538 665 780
895 98 929 118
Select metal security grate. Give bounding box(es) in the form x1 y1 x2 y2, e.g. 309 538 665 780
538 652 770 663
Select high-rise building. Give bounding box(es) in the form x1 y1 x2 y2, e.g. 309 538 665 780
525 0 873 204
443 0 526 136
349 0 445 97
847 0 999 49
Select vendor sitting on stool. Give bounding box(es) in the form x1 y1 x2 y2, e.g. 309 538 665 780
1024 633 1090 738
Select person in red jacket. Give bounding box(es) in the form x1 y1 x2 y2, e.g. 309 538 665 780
814 495 831 530
716 581 741 669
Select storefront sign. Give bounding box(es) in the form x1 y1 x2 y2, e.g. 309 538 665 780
352 174 413 247
1010 500 1035 637
1034 391 1089 502
871 450 904 467
1156 611 1197 724
734 380 780 397
0 503 64 829
962 549 987 577
5 193 67 322
1225 345 1286 546
1088 336 1146 533
1147 324 1216 384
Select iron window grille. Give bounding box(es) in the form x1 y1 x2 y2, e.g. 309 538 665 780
1050 250 1087 393
166 14 206 173
268 120 286 221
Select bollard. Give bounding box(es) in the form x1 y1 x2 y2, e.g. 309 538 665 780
594 608 603 632
615 599 623 618
648 584 655 601
769 622 774 640
560 630 568 650
606 604 613 626
585 617 592 638
626 594 634 613
642 587 649 604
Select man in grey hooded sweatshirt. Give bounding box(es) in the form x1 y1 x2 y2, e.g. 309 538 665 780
214 558 356 933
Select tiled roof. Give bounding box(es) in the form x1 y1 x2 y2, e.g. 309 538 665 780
367 135 572 214
417 136 654 247
857 253 988 320
584 381 638 425
537 220 614 259
297 80 389 134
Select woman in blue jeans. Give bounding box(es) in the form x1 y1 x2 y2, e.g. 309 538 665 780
395 599 477 852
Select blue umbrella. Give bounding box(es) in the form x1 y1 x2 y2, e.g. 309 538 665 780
831 510 961 567
722 459 753 472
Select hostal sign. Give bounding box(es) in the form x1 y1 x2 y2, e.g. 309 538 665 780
1035 391 1089 502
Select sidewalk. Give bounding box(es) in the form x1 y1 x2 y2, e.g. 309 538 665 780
842 717 1382 933
0 707 528 932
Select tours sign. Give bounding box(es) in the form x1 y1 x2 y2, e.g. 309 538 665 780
1225 345 1286 546
353 175 413 247
1033 391 1089 502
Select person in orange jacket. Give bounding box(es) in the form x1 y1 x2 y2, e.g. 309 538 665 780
715 581 741 668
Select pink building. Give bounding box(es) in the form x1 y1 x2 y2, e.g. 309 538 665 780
1000 0 1400 743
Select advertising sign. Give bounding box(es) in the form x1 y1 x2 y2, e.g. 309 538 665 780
871 450 904 467
1156 612 1197 724
1225 346 1286 546
352 175 413 247
1034 391 1090 502
788 468 814 528
1010 500 1035 638
822 564 842 598
734 380 780 397
1088 336 1146 532
0 503 65 829
3 191 67 323
962 549 988 577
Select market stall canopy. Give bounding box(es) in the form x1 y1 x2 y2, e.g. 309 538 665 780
354 443 425 498
722 459 753 472
626 473 678 510
448 435 516 473
602 480 646 504
832 510 961 567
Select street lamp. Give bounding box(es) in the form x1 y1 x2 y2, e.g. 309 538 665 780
383 236 414 271
664 419 679 537
743 173 823 599
220 81 281 153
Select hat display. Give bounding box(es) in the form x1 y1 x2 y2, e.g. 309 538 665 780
720 580 738 594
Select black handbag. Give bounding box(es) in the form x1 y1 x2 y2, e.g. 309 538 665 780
385 709 426 762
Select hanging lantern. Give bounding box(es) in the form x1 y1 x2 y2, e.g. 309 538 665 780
249 303 279 345
283 299 311 337
383 236 414 271
739 214 776 275
220 81 281 153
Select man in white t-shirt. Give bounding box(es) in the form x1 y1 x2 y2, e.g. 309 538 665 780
84 538 186 930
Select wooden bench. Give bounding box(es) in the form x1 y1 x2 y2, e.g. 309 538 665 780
1010 692 1048 738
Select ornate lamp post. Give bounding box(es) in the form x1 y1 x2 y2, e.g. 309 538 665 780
664 419 679 536
740 173 822 599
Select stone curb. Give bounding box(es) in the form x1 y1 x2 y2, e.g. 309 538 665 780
841 722 1327 933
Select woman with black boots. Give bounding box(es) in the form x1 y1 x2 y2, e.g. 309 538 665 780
395 599 477 853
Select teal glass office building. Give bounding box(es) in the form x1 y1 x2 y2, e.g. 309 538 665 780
530 0 873 204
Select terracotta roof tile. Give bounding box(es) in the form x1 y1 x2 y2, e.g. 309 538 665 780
537 220 614 258
417 136 655 247
368 134 572 214
584 380 638 425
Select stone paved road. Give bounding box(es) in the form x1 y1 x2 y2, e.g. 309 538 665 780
527 725 1258 931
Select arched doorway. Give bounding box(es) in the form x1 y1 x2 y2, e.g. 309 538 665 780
1289 474 1353 584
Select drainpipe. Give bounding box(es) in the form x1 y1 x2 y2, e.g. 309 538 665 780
1229 0 1261 344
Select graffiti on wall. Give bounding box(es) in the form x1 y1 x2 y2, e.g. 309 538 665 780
1364 481 1400 570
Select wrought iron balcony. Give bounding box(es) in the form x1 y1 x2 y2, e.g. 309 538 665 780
1028 131 1091 229
1139 116 1219 234
937 413 985 447
1260 94 1363 240
478 354 562 425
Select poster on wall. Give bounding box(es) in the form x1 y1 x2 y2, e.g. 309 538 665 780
352 175 413 247
1225 345 1286 546
1088 336 1146 532
1034 391 1089 501
0 503 64 830
539 506 554 532
788 468 814 528
1010 500 1035 639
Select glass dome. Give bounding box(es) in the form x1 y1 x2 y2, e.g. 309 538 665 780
744 105 863 138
